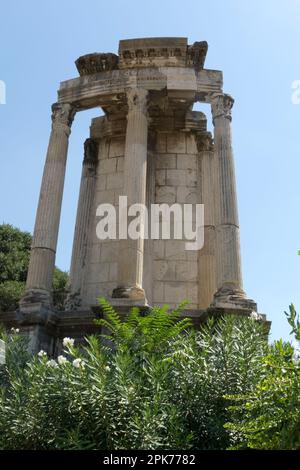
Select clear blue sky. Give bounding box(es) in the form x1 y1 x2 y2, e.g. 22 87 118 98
0 0 299 341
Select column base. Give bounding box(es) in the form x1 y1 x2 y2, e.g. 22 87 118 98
19 288 52 310
206 305 271 333
17 289 58 354
211 285 257 312
111 286 146 302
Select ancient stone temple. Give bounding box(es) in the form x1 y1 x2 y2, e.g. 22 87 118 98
4 37 267 353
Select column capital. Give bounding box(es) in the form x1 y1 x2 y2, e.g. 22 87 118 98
83 138 98 167
51 102 76 133
210 93 234 123
126 88 148 116
196 132 214 152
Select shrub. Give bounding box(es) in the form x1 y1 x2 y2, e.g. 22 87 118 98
0 301 268 450
225 304 300 450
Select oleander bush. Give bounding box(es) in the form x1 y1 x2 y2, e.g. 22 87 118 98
0 299 272 450
225 304 300 450
0 301 299 450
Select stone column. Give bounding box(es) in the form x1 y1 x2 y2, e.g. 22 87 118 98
142 131 157 305
197 132 217 309
20 102 75 308
112 88 148 302
211 93 255 309
67 138 98 308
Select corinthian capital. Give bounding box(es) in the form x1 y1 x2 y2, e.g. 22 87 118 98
211 93 234 123
83 138 98 166
51 102 76 130
196 132 214 152
126 88 148 116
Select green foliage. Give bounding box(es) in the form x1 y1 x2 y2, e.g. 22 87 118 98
0 328 31 388
285 303 300 341
0 303 268 450
52 268 69 311
96 297 192 355
0 224 31 283
225 304 300 450
0 223 68 311
0 281 25 311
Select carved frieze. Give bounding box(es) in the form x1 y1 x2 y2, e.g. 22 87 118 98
187 41 208 71
118 38 208 70
75 53 119 76
119 37 187 69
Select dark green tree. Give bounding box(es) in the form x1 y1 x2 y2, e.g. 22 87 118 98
0 224 68 311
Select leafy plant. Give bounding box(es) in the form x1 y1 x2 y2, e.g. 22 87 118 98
225 304 300 450
0 302 268 450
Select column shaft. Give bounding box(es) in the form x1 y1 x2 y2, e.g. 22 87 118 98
68 139 98 304
112 88 148 301
211 93 254 308
197 132 217 308
21 103 75 306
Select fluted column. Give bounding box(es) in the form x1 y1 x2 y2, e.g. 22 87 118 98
112 88 148 301
197 132 217 308
68 138 98 305
211 93 251 308
21 102 75 307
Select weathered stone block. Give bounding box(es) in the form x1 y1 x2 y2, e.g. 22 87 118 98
156 154 176 169
164 282 187 303
176 186 198 203
176 260 197 281
186 134 198 154
106 172 123 190
166 169 187 186
95 189 115 205
186 282 198 303
153 281 164 302
153 240 165 259
167 132 186 153
177 154 197 170
186 169 197 187
153 260 176 281
155 186 176 203
109 138 125 158
98 158 117 174
100 242 119 262
156 133 167 153
97 175 106 191
89 262 110 282
117 156 124 172
155 169 166 186
109 262 118 281
165 240 186 260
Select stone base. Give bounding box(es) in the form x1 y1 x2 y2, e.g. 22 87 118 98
211 286 257 312
0 301 270 356
111 286 146 301
205 306 271 334
1 306 58 355
19 288 52 309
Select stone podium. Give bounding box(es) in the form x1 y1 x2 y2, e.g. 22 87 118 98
6 37 267 353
